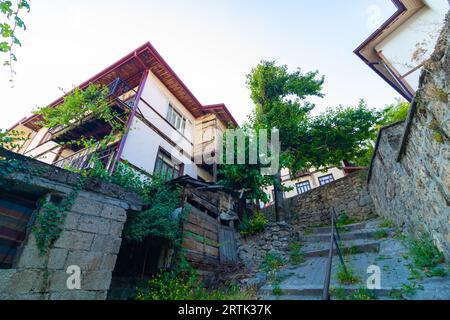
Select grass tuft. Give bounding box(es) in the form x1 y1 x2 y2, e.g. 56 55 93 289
336 262 360 285
379 219 396 229
289 241 306 266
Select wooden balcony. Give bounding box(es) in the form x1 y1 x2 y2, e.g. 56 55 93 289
48 78 135 149
53 143 119 173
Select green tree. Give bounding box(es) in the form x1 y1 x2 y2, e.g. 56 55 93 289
1 0 30 84
246 60 380 221
217 126 277 218
353 100 410 167
379 100 410 126
247 60 324 221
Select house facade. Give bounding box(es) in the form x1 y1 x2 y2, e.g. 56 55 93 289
354 0 448 101
263 167 346 205
8 42 237 183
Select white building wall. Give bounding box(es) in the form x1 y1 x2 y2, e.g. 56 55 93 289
121 117 197 178
376 0 448 90
121 72 198 178
140 72 195 142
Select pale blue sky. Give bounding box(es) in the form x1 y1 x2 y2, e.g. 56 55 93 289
0 0 404 129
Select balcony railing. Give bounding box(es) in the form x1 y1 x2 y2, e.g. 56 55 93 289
53 143 118 173
48 77 136 138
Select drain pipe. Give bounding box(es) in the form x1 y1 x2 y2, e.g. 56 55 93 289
112 68 149 172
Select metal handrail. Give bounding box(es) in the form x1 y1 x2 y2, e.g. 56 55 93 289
322 207 349 300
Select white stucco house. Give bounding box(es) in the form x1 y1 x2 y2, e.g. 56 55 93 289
354 0 448 101
8 42 237 183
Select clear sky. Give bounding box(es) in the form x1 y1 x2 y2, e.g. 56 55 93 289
0 0 405 129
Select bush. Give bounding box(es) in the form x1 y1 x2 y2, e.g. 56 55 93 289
136 270 200 300
240 212 268 236
261 252 285 273
136 269 256 300
405 233 445 276
336 212 359 227
86 159 184 244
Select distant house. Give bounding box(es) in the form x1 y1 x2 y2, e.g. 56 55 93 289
263 166 347 205
8 42 237 183
354 0 448 101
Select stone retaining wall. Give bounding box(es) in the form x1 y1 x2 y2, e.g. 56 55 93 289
0 149 142 300
368 16 449 260
237 222 295 273
262 170 376 231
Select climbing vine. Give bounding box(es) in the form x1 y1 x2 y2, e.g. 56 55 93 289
7 83 185 253
34 84 114 129
32 174 86 254
87 159 184 244
0 128 28 150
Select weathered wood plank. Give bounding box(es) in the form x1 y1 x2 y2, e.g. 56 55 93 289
187 193 219 215
183 222 217 242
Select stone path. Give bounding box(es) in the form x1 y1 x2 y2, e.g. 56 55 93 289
258 218 450 300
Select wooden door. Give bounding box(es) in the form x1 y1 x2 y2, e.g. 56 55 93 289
218 225 237 264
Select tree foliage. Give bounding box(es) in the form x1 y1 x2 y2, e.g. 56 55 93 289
217 126 277 203
353 100 410 166
34 84 118 130
88 160 183 244
122 173 183 243
247 60 324 156
247 60 380 175
1 0 30 84
379 100 410 126
219 60 381 216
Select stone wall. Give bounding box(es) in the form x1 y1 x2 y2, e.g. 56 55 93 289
262 170 375 231
237 222 295 273
0 149 142 300
369 16 449 260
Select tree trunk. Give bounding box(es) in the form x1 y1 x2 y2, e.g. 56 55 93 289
273 170 284 222
237 196 246 221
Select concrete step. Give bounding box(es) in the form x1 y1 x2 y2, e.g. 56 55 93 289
259 284 323 297
300 228 394 243
303 240 380 258
309 222 367 235
259 284 402 300
260 295 322 300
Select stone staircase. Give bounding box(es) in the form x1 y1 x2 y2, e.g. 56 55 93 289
258 218 412 300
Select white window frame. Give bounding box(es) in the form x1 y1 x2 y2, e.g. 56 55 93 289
167 104 187 135
318 174 334 186
296 180 311 194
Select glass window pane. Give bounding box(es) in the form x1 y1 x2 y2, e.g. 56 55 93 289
318 174 334 186
167 105 172 122
181 119 186 134
296 181 311 194
155 158 162 173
